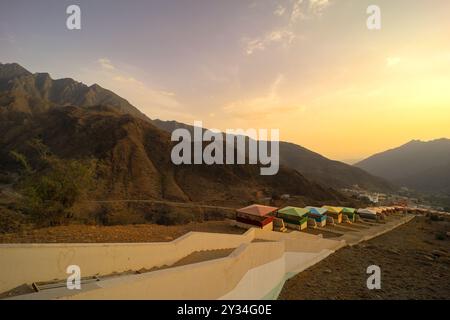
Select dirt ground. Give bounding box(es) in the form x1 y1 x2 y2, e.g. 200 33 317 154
279 215 450 300
0 220 244 243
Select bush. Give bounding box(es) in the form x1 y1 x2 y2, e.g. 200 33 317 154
11 140 96 226
155 211 195 225
430 214 443 222
0 207 27 233
203 209 226 221
93 205 111 225
435 232 446 241
0 173 13 184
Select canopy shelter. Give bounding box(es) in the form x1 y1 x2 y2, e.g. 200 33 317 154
305 206 327 227
384 207 395 214
369 207 387 219
277 206 309 230
342 207 357 222
357 208 378 220
235 204 278 230
322 206 343 223
393 206 406 213
236 204 278 217
384 207 396 215
371 207 385 214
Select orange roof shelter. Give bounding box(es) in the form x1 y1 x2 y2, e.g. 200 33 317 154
235 204 278 231
236 204 278 216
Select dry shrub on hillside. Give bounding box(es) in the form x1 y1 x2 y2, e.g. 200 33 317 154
0 207 28 233
10 140 96 226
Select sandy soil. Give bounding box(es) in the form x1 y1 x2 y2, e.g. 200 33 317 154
0 220 244 243
279 215 450 300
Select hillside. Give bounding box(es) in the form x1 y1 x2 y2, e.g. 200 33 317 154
356 139 450 194
152 120 394 192
0 62 388 209
0 106 345 205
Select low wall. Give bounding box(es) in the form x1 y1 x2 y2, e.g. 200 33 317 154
219 249 335 300
219 255 286 300
12 243 340 300
64 241 285 300
0 229 256 293
2 228 346 299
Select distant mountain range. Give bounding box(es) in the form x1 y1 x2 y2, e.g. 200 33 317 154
0 62 348 207
0 62 392 204
356 139 450 194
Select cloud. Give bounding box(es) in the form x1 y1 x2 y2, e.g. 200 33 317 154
223 74 302 118
290 0 306 23
291 0 331 23
88 58 183 116
308 0 331 16
274 5 286 16
245 0 333 55
245 29 296 55
98 58 116 70
112 75 143 86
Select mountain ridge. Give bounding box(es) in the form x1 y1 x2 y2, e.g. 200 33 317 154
0 62 149 121
152 119 394 192
0 105 345 204
0 63 351 212
356 138 450 194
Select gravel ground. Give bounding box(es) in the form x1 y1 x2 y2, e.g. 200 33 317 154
279 215 450 300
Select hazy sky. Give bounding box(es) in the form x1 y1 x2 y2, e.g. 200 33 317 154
1 0 449 161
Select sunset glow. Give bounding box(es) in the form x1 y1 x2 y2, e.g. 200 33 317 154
1 0 449 161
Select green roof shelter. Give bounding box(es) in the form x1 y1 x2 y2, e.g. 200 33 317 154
342 207 357 222
277 206 309 230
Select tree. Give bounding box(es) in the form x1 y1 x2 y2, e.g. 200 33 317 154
11 140 96 225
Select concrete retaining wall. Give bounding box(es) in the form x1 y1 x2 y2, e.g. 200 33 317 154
1 229 345 299
0 229 255 293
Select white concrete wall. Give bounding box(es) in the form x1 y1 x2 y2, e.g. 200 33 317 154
2 228 346 300
218 256 286 300
0 229 256 293
57 241 285 300
218 249 336 300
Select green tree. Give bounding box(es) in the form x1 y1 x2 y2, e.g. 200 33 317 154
11 140 96 225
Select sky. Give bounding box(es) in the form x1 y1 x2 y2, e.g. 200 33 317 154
1 0 450 162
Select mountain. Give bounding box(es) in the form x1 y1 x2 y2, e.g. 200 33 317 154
0 63 347 211
0 62 390 205
356 139 450 194
0 62 148 120
152 120 394 192
0 106 343 203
